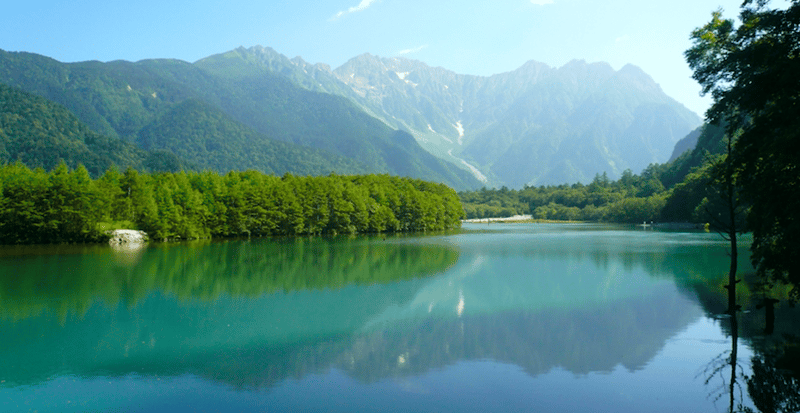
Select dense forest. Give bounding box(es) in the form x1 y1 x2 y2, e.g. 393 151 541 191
0 162 464 244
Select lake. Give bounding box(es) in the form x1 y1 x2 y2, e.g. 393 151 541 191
1 223 798 412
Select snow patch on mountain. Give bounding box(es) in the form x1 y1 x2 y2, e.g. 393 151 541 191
394 71 417 87
453 121 465 145
428 125 453 144
448 149 488 183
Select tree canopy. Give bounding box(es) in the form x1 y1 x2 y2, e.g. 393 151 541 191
685 0 800 298
0 163 464 245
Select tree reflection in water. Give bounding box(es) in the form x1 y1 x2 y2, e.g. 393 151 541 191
701 312 747 412
744 332 800 413
702 290 800 412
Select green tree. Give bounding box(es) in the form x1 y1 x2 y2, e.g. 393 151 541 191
0 163 49 243
686 0 800 299
95 166 127 223
190 170 229 236
696 135 749 314
120 168 159 236
289 175 329 235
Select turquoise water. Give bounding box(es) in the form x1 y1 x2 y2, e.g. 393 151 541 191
0 223 794 412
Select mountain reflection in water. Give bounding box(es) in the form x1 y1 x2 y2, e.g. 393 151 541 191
0 224 797 412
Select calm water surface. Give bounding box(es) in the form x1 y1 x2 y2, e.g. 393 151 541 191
1 223 798 412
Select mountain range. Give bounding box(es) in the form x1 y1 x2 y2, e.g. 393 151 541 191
220 46 702 187
0 49 478 189
0 46 701 188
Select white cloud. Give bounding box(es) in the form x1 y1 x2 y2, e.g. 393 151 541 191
530 0 554 5
396 44 428 56
332 0 378 20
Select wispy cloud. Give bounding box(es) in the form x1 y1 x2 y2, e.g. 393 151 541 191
530 0 554 5
396 44 428 56
331 0 378 20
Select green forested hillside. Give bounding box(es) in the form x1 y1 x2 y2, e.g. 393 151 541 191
136 99 370 176
667 127 701 162
0 83 148 175
0 49 480 190
194 51 480 189
658 123 725 188
656 123 728 222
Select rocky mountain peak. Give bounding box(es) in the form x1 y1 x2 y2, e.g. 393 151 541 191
615 63 663 95
196 46 702 187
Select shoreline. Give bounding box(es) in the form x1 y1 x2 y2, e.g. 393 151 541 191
462 216 708 229
460 215 581 224
462 214 533 223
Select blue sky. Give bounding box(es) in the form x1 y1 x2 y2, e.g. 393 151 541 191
2 0 753 116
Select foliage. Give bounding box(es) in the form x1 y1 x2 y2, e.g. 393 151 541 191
0 163 464 244
686 0 800 298
660 162 714 222
0 162 104 244
659 122 727 189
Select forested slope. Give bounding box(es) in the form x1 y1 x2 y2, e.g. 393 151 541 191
135 99 370 176
0 49 480 190
0 84 152 175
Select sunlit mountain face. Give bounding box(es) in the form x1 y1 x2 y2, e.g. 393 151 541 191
215 46 701 187
0 48 480 190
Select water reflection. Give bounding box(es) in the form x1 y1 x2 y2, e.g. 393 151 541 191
691 272 800 412
341 291 697 383
700 313 747 412
746 337 800 413
1 224 792 411
0 235 459 322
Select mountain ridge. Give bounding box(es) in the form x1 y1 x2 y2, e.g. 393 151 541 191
1 46 701 188
222 46 700 187
0 48 480 189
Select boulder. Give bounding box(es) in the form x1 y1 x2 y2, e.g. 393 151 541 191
107 229 148 246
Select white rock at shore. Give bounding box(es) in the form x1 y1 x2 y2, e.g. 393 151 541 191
463 214 532 223
107 229 148 246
